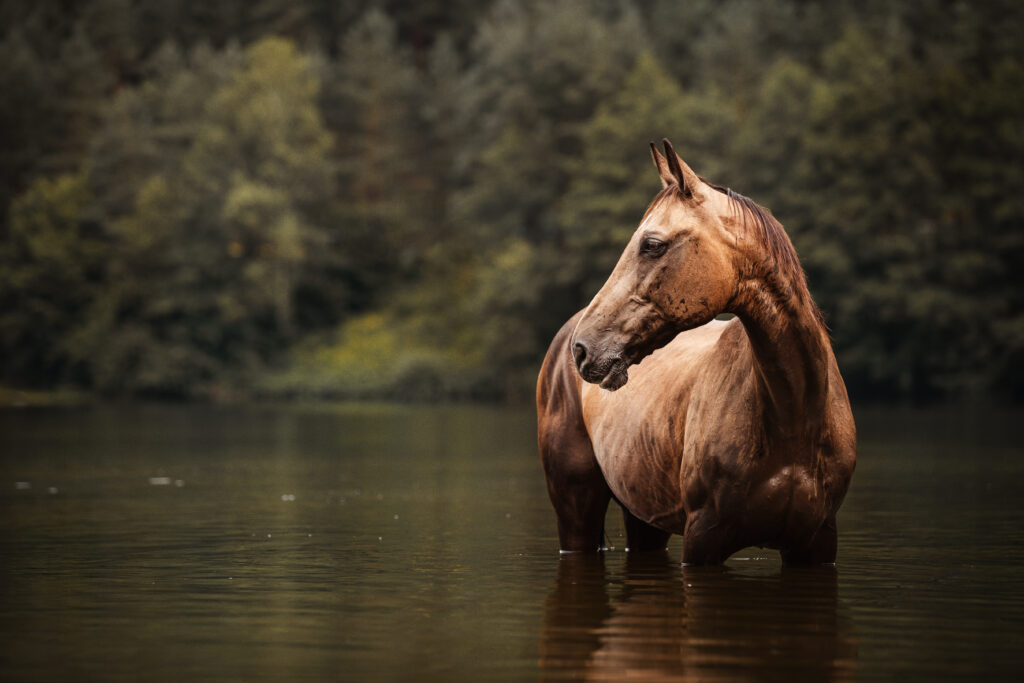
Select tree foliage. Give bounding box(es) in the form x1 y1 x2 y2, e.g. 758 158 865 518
1 0 1022 401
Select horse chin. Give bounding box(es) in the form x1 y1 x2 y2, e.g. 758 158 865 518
593 334 668 390
598 359 630 391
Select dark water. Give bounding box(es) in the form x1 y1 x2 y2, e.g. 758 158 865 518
1 403 1023 681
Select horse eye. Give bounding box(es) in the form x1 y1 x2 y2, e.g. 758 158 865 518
641 238 668 257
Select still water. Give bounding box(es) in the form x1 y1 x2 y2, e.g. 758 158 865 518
1 402 1023 681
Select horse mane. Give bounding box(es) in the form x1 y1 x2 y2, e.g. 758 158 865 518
652 181 826 328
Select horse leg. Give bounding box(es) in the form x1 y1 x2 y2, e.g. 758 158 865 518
540 435 611 552
621 507 670 552
680 509 730 566
538 387 611 552
780 515 838 566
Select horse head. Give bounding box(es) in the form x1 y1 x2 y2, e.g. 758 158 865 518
571 139 740 391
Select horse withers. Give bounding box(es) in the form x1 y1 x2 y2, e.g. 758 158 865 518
536 140 856 565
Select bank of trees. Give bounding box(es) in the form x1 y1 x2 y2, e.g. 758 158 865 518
1 0 1022 401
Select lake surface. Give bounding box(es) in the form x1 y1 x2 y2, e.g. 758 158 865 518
1 402 1023 681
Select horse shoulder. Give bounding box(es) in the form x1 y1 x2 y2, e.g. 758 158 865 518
678 318 763 461
676 320 776 518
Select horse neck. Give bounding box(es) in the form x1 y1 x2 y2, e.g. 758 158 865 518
730 272 832 441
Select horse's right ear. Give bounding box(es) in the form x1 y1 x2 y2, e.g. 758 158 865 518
650 142 674 189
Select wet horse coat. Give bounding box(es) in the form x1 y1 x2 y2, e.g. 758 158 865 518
537 140 856 565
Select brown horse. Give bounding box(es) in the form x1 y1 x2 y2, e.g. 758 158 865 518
537 140 856 565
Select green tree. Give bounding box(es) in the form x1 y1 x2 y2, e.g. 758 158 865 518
0 17 114 235
743 19 1024 399
399 1 649 396
560 51 737 295
73 37 336 395
646 0 847 95
322 9 426 285
452 0 643 244
0 30 57 233
802 26 949 397
0 173 99 386
926 57 1024 397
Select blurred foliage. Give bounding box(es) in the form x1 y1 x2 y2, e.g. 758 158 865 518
0 0 1022 401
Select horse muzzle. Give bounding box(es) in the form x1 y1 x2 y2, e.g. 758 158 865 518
572 339 630 391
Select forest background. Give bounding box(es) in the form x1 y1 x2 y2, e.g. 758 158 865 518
1 0 1022 403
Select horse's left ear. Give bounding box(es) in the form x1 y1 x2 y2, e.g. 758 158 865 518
650 142 674 189
662 138 702 198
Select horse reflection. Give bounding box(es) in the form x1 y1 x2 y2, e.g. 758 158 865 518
540 553 857 681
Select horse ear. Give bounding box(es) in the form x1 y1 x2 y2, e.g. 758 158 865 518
650 142 673 189
662 138 702 198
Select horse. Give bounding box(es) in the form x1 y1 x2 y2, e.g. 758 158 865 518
536 139 856 565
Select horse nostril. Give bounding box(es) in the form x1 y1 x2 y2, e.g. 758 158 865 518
572 342 588 368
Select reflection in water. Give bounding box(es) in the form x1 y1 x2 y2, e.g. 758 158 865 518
541 552 857 681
